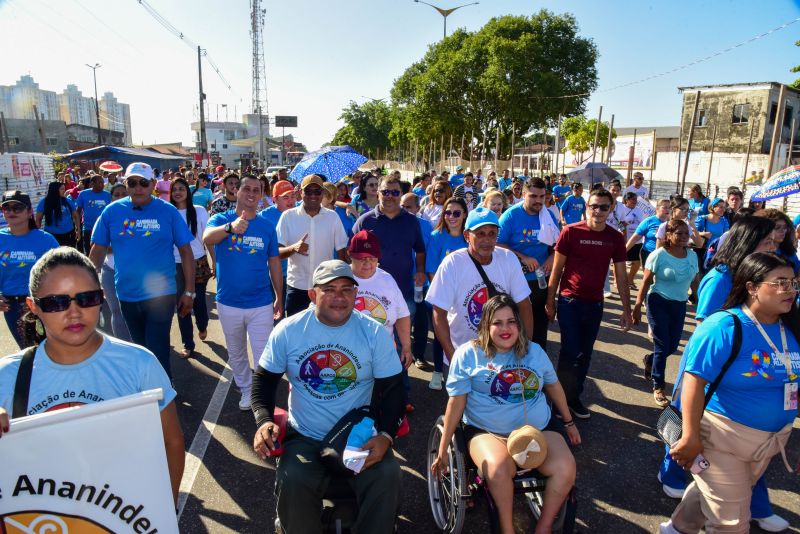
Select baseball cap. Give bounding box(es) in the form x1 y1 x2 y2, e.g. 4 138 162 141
124 162 154 181
456 165 464 171
301 174 324 190
465 207 500 231
633 171 644 178
312 260 358 286
1 190 32 209
348 230 381 259
215 165 225 173
272 180 294 198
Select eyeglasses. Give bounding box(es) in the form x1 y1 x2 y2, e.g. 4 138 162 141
380 190 401 197
1 203 27 213
433 189 446 194
303 188 323 196
444 209 463 218
126 178 151 188
760 279 800 293
34 289 104 313
588 204 611 212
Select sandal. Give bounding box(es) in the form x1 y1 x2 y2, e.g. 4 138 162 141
653 388 669 408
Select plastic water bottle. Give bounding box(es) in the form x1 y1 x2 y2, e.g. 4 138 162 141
414 284 424 303
535 267 547 290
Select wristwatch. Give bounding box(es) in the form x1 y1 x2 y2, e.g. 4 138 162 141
183 291 196 299
223 222 233 233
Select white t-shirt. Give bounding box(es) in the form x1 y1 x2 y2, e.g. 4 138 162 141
353 268 410 336
174 206 209 262
426 247 531 348
618 205 645 240
624 184 648 199
655 220 695 240
277 205 349 290
421 203 443 226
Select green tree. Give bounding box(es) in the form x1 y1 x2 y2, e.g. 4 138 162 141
390 11 598 159
561 115 615 164
331 99 392 156
791 39 800 88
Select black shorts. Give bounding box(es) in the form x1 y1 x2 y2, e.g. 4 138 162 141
639 247 651 266
627 244 642 262
463 414 565 445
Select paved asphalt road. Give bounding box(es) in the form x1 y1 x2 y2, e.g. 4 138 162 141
1 279 798 533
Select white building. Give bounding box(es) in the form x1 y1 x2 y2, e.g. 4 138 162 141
58 84 97 128
0 75 60 121
99 92 132 146
190 120 251 167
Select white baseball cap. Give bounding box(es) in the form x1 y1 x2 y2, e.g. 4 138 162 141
124 162 154 181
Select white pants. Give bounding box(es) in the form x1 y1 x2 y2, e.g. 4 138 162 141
217 302 274 391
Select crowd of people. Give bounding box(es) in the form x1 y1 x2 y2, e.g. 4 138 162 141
0 160 798 533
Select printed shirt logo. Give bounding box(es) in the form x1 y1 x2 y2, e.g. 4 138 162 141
742 350 799 381
119 218 160 237
466 286 491 328
354 295 388 325
299 350 358 396
0 250 36 268
2 512 112 533
489 368 541 403
518 228 540 243
87 199 107 209
227 234 264 254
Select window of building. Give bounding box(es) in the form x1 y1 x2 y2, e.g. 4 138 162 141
696 109 707 127
784 107 794 128
769 103 777 124
222 144 228 149
46 137 58 146
732 103 750 124
9 137 20 146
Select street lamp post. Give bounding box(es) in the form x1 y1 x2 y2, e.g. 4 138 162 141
413 0 478 39
86 63 102 147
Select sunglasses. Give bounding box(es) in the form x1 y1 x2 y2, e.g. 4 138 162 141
126 178 151 188
444 209 463 218
433 189 446 194
380 190 401 197
304 188 323 196
588 204 611 212
34 289 104 313
1 203 27 213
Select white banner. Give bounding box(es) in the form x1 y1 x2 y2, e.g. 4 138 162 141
0 153 54 229
607 132 656 170
0 390 178 534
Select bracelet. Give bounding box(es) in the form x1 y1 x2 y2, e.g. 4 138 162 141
563 420 575 427
378 431 394 445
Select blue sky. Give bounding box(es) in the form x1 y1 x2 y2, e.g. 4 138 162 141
1 0 798 151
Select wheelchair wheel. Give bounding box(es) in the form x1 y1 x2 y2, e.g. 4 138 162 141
523 483 576 534
426 415 468 533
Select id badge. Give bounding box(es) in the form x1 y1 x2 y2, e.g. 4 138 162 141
785 382 798 411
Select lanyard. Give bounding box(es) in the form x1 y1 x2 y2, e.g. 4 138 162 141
741 305 794 374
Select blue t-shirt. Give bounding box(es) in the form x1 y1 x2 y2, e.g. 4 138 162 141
560 195 586 225
425 230 467 275
683 308 800 432
207 210 279 308
552 185 571 206
335 205 356 239
635 215 663 253
258 206 288 276
644 247 698 302
0 335 176 417
688 197 710 218
498 204 558 281
449 174 465 188
0 229 58 295
91 197 193 301
446 341 558 434
793 214 800 227
696 215 729 242
259 308 402 440
75 189 112 231
190 186 213 207
36 197 75 234
695 265 732 320
352 208 426 298
498 177 513 191
412 186 427 198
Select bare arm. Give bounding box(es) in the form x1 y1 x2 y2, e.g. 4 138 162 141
545 251 568 321
670 373 707 468
34 212 43 228
89 244 109 271
160 402 186 505
543 382 581 445
632 268 654 324
625 233 643 251
268 256 283 319
394 315 412 368
431 395 468 477
433 305 456 362
203 224 230 247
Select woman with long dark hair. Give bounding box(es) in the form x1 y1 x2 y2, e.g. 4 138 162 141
35 180 80 247
0 247 185 505
662 252 799 534
170 177 211 358
351 174 380 215
755 208 799 273
0 191 58 348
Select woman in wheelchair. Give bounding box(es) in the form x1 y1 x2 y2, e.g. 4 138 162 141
430 294 581 534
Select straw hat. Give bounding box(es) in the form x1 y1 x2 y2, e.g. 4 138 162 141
507 425 548 469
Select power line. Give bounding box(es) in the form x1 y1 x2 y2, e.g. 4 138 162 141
136 0 234 92
541 16 800 100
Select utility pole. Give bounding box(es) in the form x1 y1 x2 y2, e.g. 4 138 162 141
86 63 102 146
680 91 701 196
413 0 479 39
251 0 268 167
197 46 208 165
766 84 787 178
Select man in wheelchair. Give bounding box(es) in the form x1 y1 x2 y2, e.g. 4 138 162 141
431 294 581 534
251 260 406 534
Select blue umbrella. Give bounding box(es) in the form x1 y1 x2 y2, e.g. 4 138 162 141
288 145 367 184
750 165 800 201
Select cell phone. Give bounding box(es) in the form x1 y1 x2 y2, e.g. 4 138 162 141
690 453 710 474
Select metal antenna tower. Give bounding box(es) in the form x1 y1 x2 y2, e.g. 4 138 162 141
250 0 268 166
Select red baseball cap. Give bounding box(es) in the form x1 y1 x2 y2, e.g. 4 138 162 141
272 180 294 198
215 165 225 173
348 230 381 259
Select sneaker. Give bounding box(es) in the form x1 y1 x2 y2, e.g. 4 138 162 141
657 472 685 499
643 353 653 382
568 399 591 419
429 371 443 390
238 389 251 411
653 388 670 408
755 514 790 532
414 359 433 371
659 520 681 534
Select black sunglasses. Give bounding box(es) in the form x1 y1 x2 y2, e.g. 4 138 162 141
444 209 463 218
433 188 446 194
34 289 104 313
1 203 27 213
126 178 151 188
588 204 611 212
380 190 401 197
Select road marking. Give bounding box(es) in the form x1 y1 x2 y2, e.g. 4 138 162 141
177 362 234 519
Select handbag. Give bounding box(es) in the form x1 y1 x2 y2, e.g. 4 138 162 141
656 311 742 445
195 255 213 285
319 405 375 477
